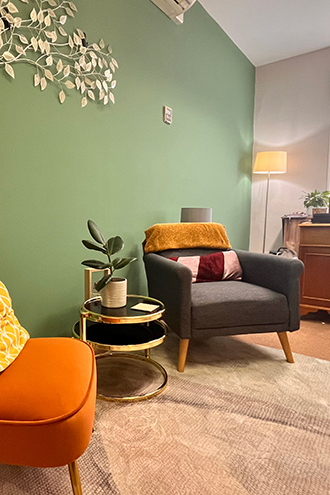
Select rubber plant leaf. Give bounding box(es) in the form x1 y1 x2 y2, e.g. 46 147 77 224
82 240 107 253
112 257 137 270
95 274 112 292
81 260 109 269
87 220 106 245
106 236 124 256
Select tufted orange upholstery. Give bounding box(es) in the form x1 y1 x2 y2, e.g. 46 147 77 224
0 337 96 493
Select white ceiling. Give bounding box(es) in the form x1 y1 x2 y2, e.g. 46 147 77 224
198 0 330 67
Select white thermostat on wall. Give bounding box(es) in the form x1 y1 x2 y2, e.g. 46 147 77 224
163 106 172 124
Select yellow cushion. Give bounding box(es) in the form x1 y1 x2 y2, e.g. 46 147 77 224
0 281 29 372
143 222 232 254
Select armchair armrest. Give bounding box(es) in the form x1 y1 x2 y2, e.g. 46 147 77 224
143 253 192 339
235 250 304 331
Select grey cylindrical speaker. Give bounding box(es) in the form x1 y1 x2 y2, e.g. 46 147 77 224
180 208 212 222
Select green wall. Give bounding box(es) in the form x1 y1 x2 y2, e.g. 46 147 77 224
0 0 255 337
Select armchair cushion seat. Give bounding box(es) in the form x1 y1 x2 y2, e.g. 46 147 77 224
0 337 96 468
191 281 289 331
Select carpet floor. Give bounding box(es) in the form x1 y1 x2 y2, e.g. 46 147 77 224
1 332 329 495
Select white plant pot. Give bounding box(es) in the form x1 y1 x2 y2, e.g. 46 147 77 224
99 277 127 308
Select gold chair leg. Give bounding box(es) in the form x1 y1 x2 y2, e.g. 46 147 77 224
68 460 83 495
178 339 190 372
277 332 294 363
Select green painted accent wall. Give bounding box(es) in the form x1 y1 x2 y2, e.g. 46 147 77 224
0 0 255 337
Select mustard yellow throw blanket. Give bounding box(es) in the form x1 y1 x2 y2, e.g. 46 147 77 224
143 222 231 254
0 281 29 372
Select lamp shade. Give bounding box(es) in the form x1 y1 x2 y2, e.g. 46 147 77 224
253 151 287 174
180 208 212 222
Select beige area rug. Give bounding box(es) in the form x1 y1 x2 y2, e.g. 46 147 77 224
1 333 330 494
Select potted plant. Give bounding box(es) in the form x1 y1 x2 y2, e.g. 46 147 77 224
302 189 330 215
82 220 137 308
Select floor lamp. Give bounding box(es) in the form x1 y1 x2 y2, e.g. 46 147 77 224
253 151 287 253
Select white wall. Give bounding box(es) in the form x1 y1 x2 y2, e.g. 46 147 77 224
250 47 330 253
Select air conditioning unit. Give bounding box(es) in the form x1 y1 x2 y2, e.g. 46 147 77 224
150 0 197 24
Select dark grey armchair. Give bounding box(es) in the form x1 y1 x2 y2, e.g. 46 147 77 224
144 248 304 372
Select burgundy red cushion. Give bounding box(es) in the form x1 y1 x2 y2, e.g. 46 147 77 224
170 251 242 283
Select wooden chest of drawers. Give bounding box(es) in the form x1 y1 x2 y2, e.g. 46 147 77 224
299 223 330 315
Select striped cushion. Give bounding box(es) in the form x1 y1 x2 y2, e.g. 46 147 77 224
171 251 242 283
0 281 29 372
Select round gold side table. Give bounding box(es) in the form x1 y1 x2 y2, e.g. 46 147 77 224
77 294 169 402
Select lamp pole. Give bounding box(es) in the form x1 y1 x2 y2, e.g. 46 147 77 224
262 172 271 254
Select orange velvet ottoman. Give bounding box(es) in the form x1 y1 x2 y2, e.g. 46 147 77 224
0 337 96 494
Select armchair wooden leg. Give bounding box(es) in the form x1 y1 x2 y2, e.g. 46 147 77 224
68 460 83 495
178 339 190 372
277 332 294 363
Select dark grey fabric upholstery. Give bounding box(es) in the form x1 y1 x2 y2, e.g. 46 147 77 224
143 248 304 341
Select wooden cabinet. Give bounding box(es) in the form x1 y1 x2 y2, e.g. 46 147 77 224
299 223 330 315
282 216 309 254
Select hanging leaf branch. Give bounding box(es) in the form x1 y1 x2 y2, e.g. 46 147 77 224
0 0 118 107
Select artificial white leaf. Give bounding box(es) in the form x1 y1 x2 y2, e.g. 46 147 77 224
44 69 53 81
15 45 24 54
66 7 74 17
3 51 15 62
85 77 92 85
81 96 87 108
51 31 57 42
31 37 38 51
59 90 66 104
5 63 15 79
79 55 85 66
98 58 103 69
5 13 15 24
112 58 119 68
102 58 108 68
104 94 108 105
56 59 63 72
45 40 50 54
14 17 22 28
0 34 3 49
30 8 37 21
34 73 40 86
92 58 97 68
20 0 29 3
80 46 86 55
59 15 67 25
90 51 97 59
107 73 113 82
109 92 115 104
58 26 67 37
40 77 47 90
99 89 105 100
87 90 95 100
45 30 53 39
0 18 4 30
110 62 115 72
74 62 80 71
107 45 112 54
37 10 44 23
80 81 86 94
102 80 108 92
96 80 102 90
48 8 56 18
38 39 45 53
69 2 78 12
86 62 91 72
48 0 57 6
99 39 105 49
104 69 110 78
65 80 75 89
91 81 96 89
111 80 116 89
73 32 81 45
75 77 80 89
68 36 74 48
93 43 100 52
44 14 51 26
63 65 70 77
77 28 84 38
19 34 28 44
46 55 53 66
7 2 18 13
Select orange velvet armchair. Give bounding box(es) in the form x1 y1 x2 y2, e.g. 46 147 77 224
0 337 96 495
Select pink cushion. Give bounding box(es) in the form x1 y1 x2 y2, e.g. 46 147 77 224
170 251 242 283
